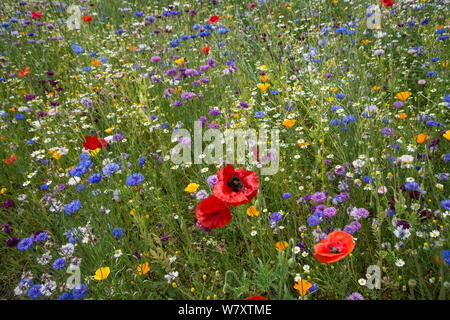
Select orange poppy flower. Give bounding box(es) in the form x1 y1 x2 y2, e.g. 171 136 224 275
396 113 407 119
91 60 101 67
395 91 412 101
246 205 259 217
294 279 312 296
137 262 150 275
415 134 429 144
275 241 288 252
313 230 355 264
282 119 296 128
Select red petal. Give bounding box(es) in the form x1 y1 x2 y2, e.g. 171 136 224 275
196 196 231 228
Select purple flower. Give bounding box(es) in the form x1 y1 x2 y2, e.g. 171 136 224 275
311 191 326 203
6 236 19 248
347 292 364 300
181 92 194 100
282 192 291 199
3 199 14 209
207 175 218 187
53 258 66 270
323 207 337 218
17 238 33 251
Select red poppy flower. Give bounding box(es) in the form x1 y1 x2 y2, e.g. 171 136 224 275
208 15 220 24
82 16 93 22
4 155 17 164
244 295 268 300
82 136 107 150
199 45 210 56
381 0 396 7
313 231 355 264
213 164 259 206
31 11 42 19
196 196 231 229
18 67 30 77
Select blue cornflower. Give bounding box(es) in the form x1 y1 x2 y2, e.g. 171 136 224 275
102 162 119 177
138 156 146 167
343 114 355 124
442 250 450 265
405 181 419 190
40 184 49 191
71 44 83 53
88 173 102 184
270 212 282 223
58 292 72 300
336 93 346 99
77 184 85 191
72 284 88 299
112 227 124 239
64 200 81 215
53 257 66 270
28 284 42 300
126 173 144 186
440 200 450 210
36 232 48 242
170 38 180 47
254 111 265 118
307 215 320 226
282 192 291 199
14 113 25 120
17 237 33 251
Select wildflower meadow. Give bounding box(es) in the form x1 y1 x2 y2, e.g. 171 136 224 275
0 0 449 302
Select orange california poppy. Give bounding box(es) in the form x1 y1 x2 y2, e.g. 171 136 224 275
275 241 288 252
396 113 407 119
415 134 429 144
137 262 150 275
395 91 412 101
246 205 259 217
283 119 296 128
313 230 355 264
294 279 312 296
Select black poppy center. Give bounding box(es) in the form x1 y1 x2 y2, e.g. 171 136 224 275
228 176 244 192
329 246 341 254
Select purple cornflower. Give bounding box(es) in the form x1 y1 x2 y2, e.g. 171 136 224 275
311 191 326 203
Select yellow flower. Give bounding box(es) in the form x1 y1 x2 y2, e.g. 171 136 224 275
294 279 312 296
443 130 450 141
282 119 296 128
88 148 101 157
185 183 200 193
105 127 113 134
0 187 7 194
395 91 412 101
257 83 270 91
175 57 184 66
130 208 136 216
52 152 62 160
260 75 269 82
246 205 259 217
94 267 110 280
137 262 150 275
